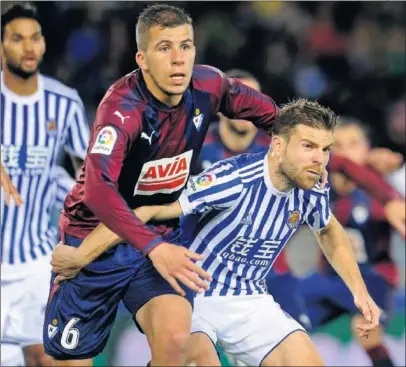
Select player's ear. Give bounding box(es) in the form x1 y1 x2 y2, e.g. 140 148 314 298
271 134 284 159
136 51 148 71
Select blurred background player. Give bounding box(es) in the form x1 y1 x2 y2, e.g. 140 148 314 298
1 3 89 366
197 69 270 171
300 117 403 367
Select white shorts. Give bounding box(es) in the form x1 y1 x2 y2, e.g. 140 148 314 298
191 294 305 366
1 259 51 349
1 343 24 366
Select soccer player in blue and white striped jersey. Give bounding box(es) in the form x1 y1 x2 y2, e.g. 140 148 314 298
0 4 89 366
51 99 381 366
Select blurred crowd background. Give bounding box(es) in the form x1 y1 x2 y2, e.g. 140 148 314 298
2 1 405 366
28 1 406 155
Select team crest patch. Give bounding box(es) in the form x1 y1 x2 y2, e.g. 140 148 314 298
90 126 117 156
47 319 58 339
196 173 215 188
47 120 57 136
193 108 204 131
287 210 300 229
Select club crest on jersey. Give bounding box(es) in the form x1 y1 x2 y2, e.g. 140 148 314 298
195 173 215 188
47 319 58 339
287 210 300 229
90 126 117 156
47 120 57 136
193 108 204 131
134 150 193 196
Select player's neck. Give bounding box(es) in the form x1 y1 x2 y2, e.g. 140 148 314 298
3 68 39 96
219 120 256 153
142 71 183 107
267 152 294 193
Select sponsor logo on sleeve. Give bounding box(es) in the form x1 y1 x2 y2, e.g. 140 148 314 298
90 126 117 156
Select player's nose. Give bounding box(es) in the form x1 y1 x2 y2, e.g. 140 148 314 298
171 48 185 65
22 39 35 52
312 150 325 165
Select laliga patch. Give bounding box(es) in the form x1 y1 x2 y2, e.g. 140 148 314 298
90 126 117 156
195 173 216 189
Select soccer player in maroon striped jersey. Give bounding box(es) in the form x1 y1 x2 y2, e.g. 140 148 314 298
43 4 281 366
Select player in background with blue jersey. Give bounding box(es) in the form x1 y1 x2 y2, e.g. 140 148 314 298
52 99 382 366
1 4 89 366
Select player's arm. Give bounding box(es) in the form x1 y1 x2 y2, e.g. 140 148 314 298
64 92 90 179
82 101 171 255
316 215 369 297
329 154 405 237
52 166 76 211
329 154 401 204
305 185 381 337
52 202 184 275
0 162 23 206
206 66 278 135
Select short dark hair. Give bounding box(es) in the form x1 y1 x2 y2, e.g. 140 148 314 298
1 3 39 41
225 69 257 81
273 98 338 139
136 4 192 51
335 116 371 142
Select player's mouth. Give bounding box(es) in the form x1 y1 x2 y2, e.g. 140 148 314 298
22 56 37 68
170 73 186 85
307 170 321 177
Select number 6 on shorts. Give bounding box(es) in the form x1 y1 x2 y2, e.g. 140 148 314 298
61 318 80 350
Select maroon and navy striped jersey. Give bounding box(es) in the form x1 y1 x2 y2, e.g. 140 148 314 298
60 65 278 255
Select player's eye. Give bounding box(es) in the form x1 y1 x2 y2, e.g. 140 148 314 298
303 143 312 150
160 46 170 52
323 147 331 152
11 35 22 42
32 34 42 42
181 44 191 50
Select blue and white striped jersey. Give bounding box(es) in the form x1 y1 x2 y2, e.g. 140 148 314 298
1 73 90 277
53 166 76 212
179 150 331 297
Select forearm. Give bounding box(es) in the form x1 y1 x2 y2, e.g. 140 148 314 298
135 202 182 222
76 202 183 265
77 223 123 266
317 215 368 295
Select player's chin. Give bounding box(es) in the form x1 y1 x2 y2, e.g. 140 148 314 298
297 177 319 190
166 85 188 96
21 64 39 75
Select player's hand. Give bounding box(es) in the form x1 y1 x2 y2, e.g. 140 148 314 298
353 291 381 338
384 199 406 238
148 243 212 296
320 168 329 189
367 148 403 175
53 268 81 284
1 164 23 207
51 242 86 283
